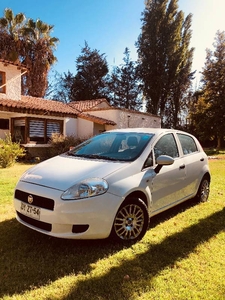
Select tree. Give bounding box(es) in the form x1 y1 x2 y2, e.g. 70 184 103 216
188 90 213 144
136 0 194 126
46 70 75 103
0 8 59 97
70 42 109 101
21 18 59 97
109 47 142 110
196 31 225 149
0 8 25 61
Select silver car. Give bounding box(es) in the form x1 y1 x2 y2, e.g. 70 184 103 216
14 128 210 242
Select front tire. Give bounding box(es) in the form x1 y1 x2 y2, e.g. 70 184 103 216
196 176 210 202
111 198 149 242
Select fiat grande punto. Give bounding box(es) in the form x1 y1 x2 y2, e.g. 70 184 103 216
14 128 210 242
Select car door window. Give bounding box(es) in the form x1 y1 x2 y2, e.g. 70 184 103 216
154 133 179 161
177 133 198 155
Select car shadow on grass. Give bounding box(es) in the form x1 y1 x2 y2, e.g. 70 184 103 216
0 216 125 297
63 206 225 300
0 199 224 298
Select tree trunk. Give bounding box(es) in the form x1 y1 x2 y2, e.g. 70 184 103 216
216 136 221 150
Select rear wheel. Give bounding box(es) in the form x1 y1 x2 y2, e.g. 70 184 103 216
111 198 149 242
196 177 210 202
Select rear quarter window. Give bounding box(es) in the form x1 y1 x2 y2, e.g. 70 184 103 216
177 133 198 155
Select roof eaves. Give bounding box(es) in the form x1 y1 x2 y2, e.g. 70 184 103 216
0 58 28 71
78 112 116 125
0 97 79 118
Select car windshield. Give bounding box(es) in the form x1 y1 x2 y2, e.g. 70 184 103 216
67 132 153 162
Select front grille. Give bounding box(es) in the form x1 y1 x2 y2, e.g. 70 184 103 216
15 189 54 211
17 211 52 232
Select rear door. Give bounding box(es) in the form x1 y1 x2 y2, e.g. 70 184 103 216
176 133 206 198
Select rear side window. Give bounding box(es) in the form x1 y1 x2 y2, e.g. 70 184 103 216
177 133 198 155
154 133 179 160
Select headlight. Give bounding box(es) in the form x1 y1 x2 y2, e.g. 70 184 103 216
61 178 108 200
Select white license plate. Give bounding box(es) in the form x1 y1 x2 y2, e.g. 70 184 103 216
20 202 41 220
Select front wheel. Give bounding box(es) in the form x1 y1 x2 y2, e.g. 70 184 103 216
111 198 149 242
196 177 210 202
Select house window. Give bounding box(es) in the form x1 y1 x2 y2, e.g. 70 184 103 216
13 118 25 143
29 119 45 142
12 117 63 144
0 71 6 93
0 118 9 129
47 121 61 138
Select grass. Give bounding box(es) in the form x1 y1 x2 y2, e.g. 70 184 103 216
0 157 224 300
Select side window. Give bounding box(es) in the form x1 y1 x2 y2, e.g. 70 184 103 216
0 118 9 129
177 133 198 155
154 133 179 161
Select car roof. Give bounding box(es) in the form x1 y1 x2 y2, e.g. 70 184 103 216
107 128 188 135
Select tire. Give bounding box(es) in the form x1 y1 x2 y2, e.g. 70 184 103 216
196 176 210 202
111 198 149 242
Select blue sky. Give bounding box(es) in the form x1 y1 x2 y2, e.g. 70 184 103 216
1 0 225 85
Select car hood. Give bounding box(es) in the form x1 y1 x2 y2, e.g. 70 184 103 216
20 154 128 190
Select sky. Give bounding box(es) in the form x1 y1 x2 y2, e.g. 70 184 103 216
1 0 225 86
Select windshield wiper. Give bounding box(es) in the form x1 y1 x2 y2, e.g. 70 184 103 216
80 154 120 161
67 153 119 161
67 151 76 156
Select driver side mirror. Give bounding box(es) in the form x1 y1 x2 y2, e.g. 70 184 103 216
154 155 174 174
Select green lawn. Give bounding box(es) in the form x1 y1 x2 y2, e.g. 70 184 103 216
0 158 224 300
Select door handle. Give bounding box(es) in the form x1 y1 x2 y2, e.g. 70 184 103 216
179 164 185 169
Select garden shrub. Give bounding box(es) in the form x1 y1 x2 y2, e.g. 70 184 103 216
48 133 84 157
0 134 25 168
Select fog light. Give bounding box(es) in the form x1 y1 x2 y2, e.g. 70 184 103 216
72 224 89 233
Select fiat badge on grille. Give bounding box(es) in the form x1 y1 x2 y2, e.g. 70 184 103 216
28 195 33 204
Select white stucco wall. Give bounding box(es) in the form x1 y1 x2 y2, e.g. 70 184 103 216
64 118 77 136
88 109 161 129
77 118 94 139
0 62 22 101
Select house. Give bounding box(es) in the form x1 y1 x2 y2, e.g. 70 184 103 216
0 59 161 157
69 99 161 136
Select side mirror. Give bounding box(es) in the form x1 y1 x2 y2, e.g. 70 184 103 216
154 155 174 174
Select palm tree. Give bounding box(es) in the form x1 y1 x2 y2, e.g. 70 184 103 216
21 18 59 96
0 8 26 61
0 8 59 97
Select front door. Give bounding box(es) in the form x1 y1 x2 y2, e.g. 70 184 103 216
150 133 187 214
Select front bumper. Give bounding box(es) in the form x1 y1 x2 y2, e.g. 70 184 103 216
14 181 122 239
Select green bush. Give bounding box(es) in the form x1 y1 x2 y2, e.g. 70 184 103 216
48 133 84 157
0 134 25 168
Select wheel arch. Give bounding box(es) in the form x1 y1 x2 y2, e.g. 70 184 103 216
196 171 211 202
203 171 211 182
124 190 149 209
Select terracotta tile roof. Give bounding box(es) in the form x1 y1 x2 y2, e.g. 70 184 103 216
0 96 116 124
78 112 116 125
21 96 80 114
68 99 116 125
69 99 159 118
68 99 110 111
0 59 28 71
0 96 79 117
